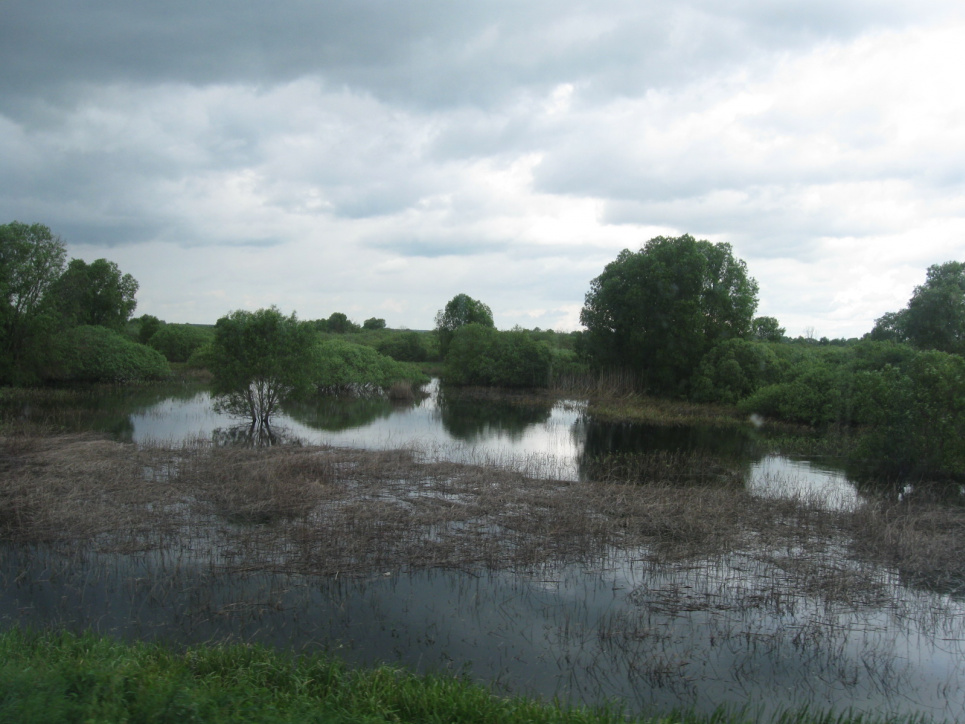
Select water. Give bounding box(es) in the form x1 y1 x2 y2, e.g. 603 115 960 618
3 542 962 719
122 380 856 506
4 380 963 719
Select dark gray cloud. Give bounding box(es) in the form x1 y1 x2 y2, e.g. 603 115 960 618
1 0 938 114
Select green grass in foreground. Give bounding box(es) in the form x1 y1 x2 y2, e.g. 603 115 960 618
0 629 939 724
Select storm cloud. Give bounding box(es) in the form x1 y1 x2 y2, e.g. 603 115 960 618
3 1 965 335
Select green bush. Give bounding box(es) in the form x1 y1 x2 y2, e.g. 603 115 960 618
186 341 216 369
691 339 784 405
312 339 428 393
853 351 965 478
45 325 169 382
377 331 429 362
444 325 553 388
148 323 213 363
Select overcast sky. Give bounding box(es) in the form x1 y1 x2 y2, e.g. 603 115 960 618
4 1 965 337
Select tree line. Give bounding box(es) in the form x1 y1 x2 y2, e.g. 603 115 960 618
0 222 165 384
6 220 965 479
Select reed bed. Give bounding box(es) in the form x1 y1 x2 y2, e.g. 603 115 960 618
4 430 965 720
2 429 961 598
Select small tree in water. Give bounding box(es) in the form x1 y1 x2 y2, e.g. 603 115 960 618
210 307 315 427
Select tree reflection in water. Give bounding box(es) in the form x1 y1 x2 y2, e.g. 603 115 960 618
212 423 303 447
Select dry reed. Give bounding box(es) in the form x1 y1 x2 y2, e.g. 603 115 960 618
3 430 963 601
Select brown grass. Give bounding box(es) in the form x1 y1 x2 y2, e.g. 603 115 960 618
2 430 963 600
848 496 965 591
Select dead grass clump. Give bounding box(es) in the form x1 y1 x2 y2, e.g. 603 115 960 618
583 450 742 487
586 394 746 428
387 381 415 401
179 446 335 524
0 433 183 544
848 499 965 592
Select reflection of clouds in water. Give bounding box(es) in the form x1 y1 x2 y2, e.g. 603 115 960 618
130 384 585 478
129 385 862 504
749 455 858 510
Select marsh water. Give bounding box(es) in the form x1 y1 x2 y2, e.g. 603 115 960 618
119 379 857 507
3 380 964 719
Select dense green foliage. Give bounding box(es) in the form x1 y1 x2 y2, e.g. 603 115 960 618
136 313 163 344
0 222 68 383
852 349 965 478
444 324 553 388
210 307 317 425
147 323 214 363
377 330 430 362
45 325 169 382
53 257 138 330
1 221 162 385
363 316 386 330
727 340 965 479
691 339 783 405
435 293 495 358
312 338 428 393
581 235 759 395
871 261 965 354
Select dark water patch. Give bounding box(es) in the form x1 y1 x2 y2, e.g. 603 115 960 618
2 544 963 721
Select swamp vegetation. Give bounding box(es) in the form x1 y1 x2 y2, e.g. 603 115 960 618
2 384 965 722
5 225 965 721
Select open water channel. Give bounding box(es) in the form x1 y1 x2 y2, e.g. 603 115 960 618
3 380 964 719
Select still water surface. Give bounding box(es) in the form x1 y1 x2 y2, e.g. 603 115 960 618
125 379 856 508
4 380 963 718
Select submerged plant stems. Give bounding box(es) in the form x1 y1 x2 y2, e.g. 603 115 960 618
0 629 941 724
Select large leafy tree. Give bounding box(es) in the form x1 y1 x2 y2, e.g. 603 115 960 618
54 258 139 330
580 234 759 395
210 307 316 426
0 222 68 381
434 293 494 358
906 262 965 354
877 261 965 355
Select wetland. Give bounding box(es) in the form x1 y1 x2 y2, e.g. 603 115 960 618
2 380 964 721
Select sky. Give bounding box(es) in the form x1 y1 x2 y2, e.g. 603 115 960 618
3 2 965 338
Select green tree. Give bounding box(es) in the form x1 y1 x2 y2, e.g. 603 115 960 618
54 258 139 330
580 234 759 395
752 316 785 342
210 307 316 426
444 325 552 388
362 317 387 330
137 314 163 344
0 222 67 382
326 312 361 334
435 293 494 359
868 310 908 344
147 324 213 363
902 261 965 354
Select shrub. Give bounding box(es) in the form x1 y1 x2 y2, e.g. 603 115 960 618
148 324 213 363
444 325 552 388
691 339 784 405
45 325 169 382
854 351 965 479
312 339 428 394
377 331 429 362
